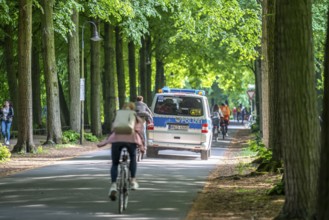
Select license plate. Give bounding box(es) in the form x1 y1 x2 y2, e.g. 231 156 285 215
169 124 188 131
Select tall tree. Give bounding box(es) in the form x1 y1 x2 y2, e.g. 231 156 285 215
84 56 89 126
261 0 269 147
139 37 147 101
12 0 35 153
128 41 137 102
32 45 42 128
267 0 282 161
317 8 329 219
4 24 18 130
115 25 126 108
90 21 102 137
103 23 116 133
275 0 320 218
68 9 80 132
58 76 70 127
155 54 165 92
41 0 62 144
145 34 152 106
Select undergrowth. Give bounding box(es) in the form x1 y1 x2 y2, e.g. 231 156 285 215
245 133 284 195
0 144 11 162
62 130 98 144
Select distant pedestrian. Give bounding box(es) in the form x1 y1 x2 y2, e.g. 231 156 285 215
241 106 246 124
237 105 242 123
0 101 14 145
233 107 237 121
220 103 230 136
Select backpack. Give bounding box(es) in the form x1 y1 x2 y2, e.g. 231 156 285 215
112 110 137 134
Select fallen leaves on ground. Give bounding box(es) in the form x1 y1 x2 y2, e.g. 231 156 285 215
186 129 284 220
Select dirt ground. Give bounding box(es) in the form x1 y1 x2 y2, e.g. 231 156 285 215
0 131 284 219
186 129 284 220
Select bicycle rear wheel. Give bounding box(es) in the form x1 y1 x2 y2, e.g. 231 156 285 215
221 125 225 140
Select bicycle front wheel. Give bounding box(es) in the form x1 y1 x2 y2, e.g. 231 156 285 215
123 171 129 210
118 168 125 214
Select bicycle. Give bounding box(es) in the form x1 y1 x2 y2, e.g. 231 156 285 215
117 148 130 214
135 116 149 162
220 119 226 139
136 147 144 162
211 115 218 135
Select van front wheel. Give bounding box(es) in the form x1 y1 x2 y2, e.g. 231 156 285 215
201 150 209 160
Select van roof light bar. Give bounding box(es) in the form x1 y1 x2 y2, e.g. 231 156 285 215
159 86 205 96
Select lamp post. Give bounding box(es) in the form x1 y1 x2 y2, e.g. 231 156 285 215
80 21 102 145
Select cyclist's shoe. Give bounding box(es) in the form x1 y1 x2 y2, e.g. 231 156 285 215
131 181 139 190
108 182 117 201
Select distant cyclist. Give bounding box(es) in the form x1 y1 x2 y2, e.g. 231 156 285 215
220 102 230 136
97 102 145 201
135 96 153 123
212 104 224 135
135 96 153 150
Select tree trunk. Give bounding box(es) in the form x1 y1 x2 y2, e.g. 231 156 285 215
267 0 282 161
128 41 137 102
146 35 152 106
12 0 35 153
58 76 70 127
4 24 18 130
41 0 62 144
261 0 269 148
32 45 42 128
115 26 126 108
139 37 147 101
103 23 116 133
317 8 329 220
84 56 89 126
90 21 102 137
275 0 320 218
155 51 165 92
254 55 261 124
68 10 80 132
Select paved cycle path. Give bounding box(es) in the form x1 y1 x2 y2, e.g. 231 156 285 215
0 123 247 220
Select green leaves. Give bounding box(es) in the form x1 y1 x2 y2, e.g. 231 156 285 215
53 0 82 40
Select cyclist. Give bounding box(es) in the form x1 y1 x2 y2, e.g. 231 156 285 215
211 104 223 135
135 95 153 123
135 96 153 152
220 102 230 136
97 102 145 201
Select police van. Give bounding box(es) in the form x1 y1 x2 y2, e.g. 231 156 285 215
147 87 212 160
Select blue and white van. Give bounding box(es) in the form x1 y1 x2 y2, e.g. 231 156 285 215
147 87 212 160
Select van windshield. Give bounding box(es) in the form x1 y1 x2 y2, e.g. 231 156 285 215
154 95 203 116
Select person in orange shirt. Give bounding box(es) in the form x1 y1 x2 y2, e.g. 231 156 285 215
220 103 230 136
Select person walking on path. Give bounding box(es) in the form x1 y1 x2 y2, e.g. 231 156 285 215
237 105 241 123
220 102 230 136
241 106 247 124
0 100 14 146
233 107 237 121
97 102 145 201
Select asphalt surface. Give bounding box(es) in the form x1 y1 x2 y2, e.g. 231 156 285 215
0 122 247 220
